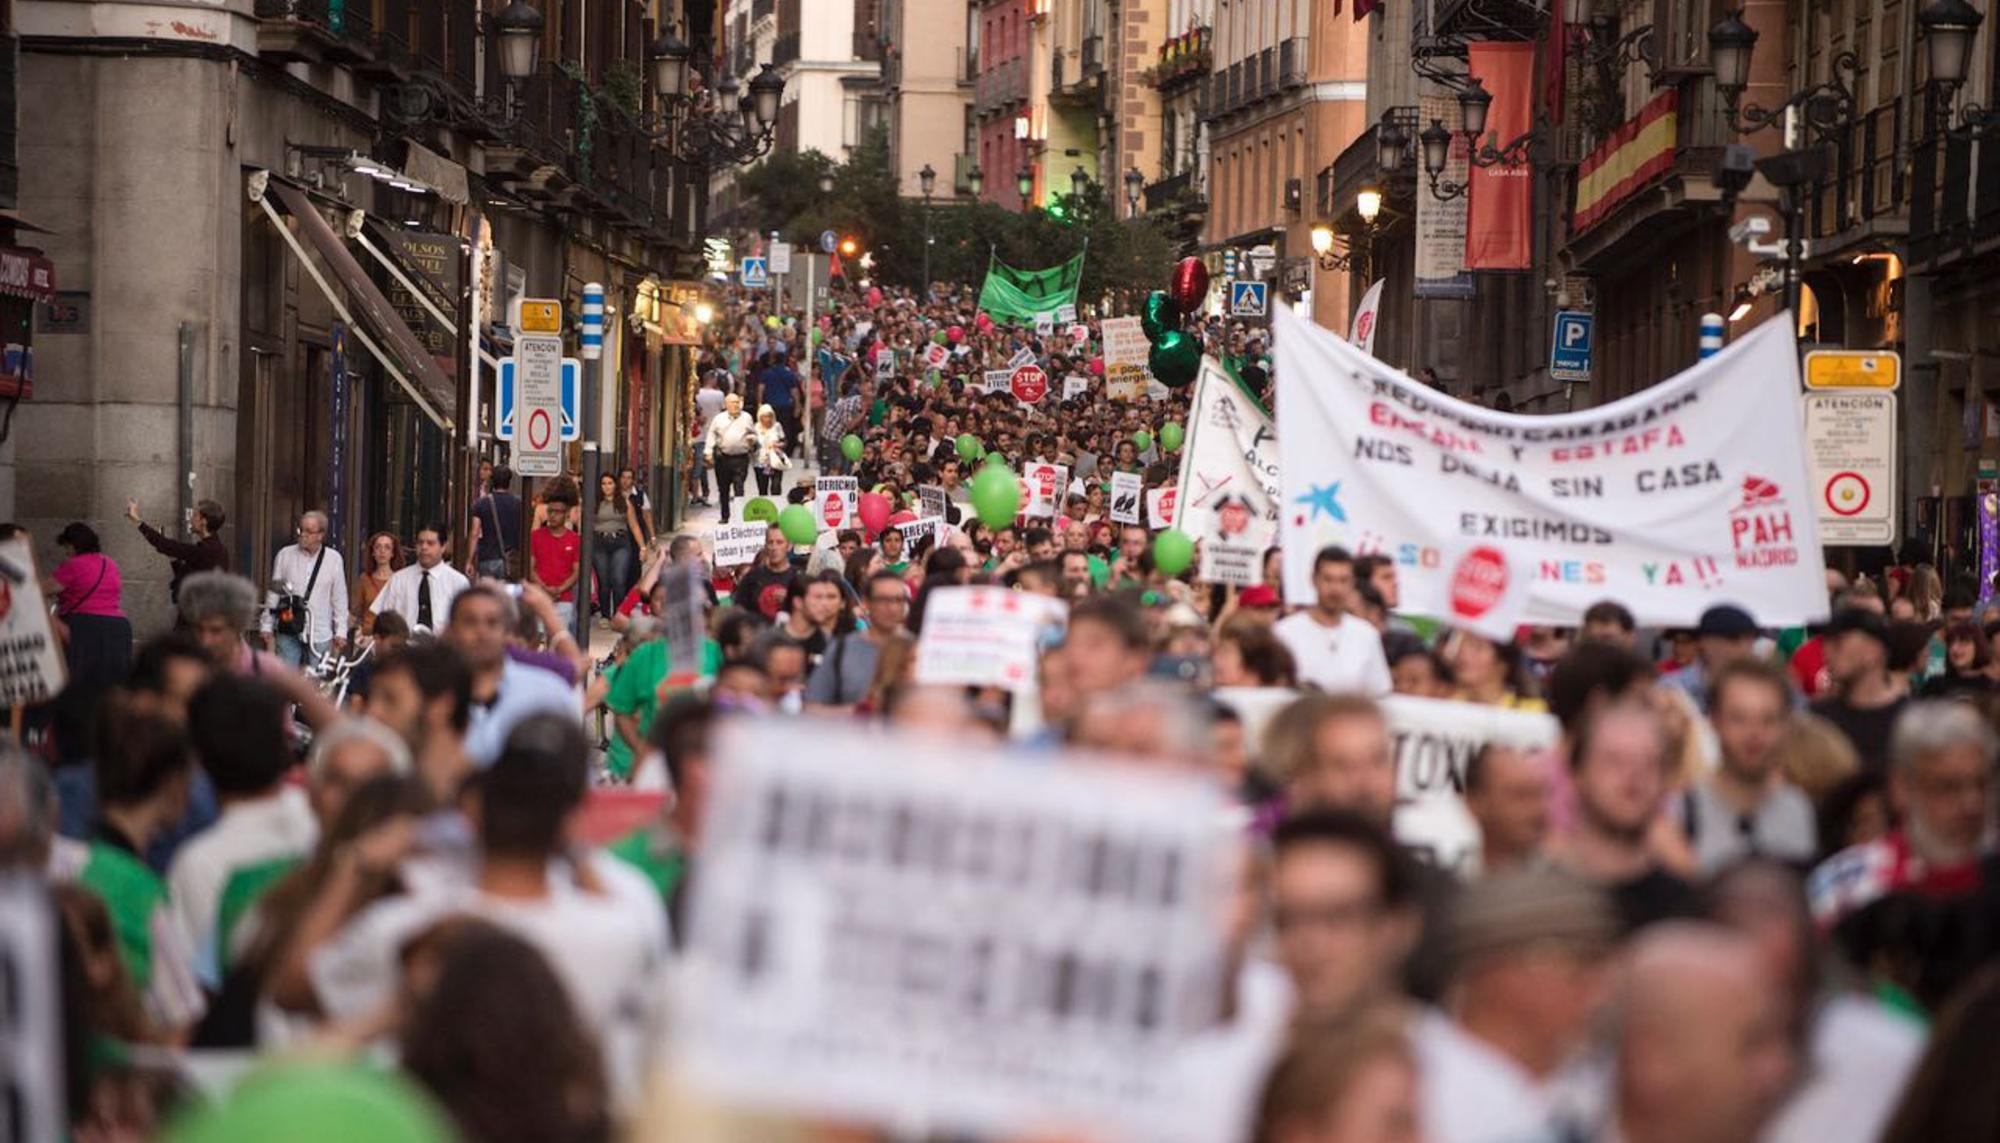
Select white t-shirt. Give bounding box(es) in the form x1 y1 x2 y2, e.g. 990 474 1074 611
167 785 319 987
1764 994 1925 1143
1415 1009 1562 1143
1273 610 1392 696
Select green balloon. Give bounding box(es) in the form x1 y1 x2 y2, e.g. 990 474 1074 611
1152 528 1195 577
810 328 824 345
742 497 780 523
956 433 982 460
1133 429 1154 452
932 329 949 345
778 503 818 547
970 465 1023 529
841 433 864 462
984 448 1009 468
1160 421 1185 452
1141 290 1181 342
1148 328 1202 389
166 1062 453 1143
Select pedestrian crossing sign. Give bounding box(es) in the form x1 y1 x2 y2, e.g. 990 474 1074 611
495 356 580 441
1230 280 1268 317
740 257 769 289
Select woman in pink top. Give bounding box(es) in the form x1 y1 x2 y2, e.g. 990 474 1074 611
52 522 131 691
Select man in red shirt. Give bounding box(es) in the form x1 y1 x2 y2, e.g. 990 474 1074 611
529 484 583 630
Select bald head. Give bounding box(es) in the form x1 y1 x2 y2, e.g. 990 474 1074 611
1615 923 1795 1143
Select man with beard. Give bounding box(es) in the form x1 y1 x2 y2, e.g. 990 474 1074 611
733 523 798 621
1547 700 1701 933
365 642 475 805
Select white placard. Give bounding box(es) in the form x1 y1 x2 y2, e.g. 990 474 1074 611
815 476 860 531
661 564 705 675
1023 462 1066 517
1101 316 1151 401
1275 306 1830 627
0 876 62 1142
1198 540 1262 587
1008 345 1037 369
1146 486 1178 529
983 369 1015 395
1034 311 1056 337
875 351 896 379
919 484 949 521
673 720 1234 1142
768 241 793 275
1063 374 1091 401
1066 323 1090 344
711 522 770 568
1055 303 1077 323
512 332 564 477
926 343 951 370
0 540 64 706
1805 390 1897 546
1174 360 1280 554
898 515 946 549
914 585 1069 689
1110 471 1144 525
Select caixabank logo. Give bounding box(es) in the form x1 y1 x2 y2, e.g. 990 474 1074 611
1730 476 1802 569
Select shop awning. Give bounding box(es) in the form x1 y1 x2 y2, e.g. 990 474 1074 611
0 247 55 304
250 174 456 430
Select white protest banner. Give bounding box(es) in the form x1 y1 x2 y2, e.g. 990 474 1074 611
983 368 1015 395
1350 279 1386 355
674 720 1236 1143
1101 316 1151 401
1110 471 1143 525
1034 311 1056 337
899 515 946 549
1023 461 1065 517
1008 345 1037 369
1273 306 1829 626
0 877 62 1142
1055 302 1077 323
0 540 63 705
1066 322 1090 344
915 585 1069 689
1214 689 1560 874
1198 540 1262 587
926 343 950 370
1146 486 1178 529
919 484 949 521
710 522 769 568
815 475 860 531
1173 359 1280 555
1063 374 1090 401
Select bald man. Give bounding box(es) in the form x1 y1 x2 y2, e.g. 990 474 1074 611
1608 923 1796 1143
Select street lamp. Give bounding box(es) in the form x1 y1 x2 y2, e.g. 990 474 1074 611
1707 11 1857 137
495 0 545 82
1357 187 1383 225
1124 167 1145 215
967 163 984 197
1377 118 1410 173
1419 119 1471 201
748 63 785 131
1070 167 1088 201
1918 0 1986 130
1016 165 1034 205
1309 223 1363 272
648 29 691 99
918 162 937 296
1457 79 1492 140
818 170 835 194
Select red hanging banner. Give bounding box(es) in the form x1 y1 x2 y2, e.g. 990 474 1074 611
1465 42 1535 271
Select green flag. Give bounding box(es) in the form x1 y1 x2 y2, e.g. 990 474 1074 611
977 250 1084 325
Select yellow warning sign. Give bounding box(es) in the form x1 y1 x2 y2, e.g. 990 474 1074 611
1804 349 1900 391
517 299 563 334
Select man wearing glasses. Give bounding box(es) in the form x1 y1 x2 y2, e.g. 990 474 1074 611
804 570 910 713
259 510 348 668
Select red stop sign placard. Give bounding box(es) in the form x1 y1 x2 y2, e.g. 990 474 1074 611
1450 546 1510 620
822 492 846 527
1011 364 1048 404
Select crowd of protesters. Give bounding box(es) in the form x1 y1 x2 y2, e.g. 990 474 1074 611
3 275 1999 1143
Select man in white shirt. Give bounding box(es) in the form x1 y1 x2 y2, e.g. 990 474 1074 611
260 510 349 668
1415 869 1618 1143
1273 545 1392 695
691 374 727 507
370 523 470 634
705 391 757 521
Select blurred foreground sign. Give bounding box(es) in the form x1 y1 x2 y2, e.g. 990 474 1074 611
674 721 1238 1142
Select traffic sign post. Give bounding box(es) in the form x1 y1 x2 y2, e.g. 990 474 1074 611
1804 349 1900 390
740 257 768 289
575 282 606 647
1549 311 1593 381
512 332 565 478
495 357 580 441
1805 390 1897 546
1230 280 1268 318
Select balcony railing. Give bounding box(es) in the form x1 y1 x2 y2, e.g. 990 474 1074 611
973 54 1028 116
1144 169 1193 212
1278 37 1307 89
254 0 376 57
1257 47 1275 97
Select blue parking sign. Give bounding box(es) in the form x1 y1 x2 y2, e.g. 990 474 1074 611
1550 310 1593 381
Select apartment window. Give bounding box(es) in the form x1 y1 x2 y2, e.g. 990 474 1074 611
1162 110 1178 176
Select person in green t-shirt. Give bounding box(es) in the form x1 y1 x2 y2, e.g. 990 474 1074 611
605 633 723 784
879 526 911 576
605 695 718 944
67 699 206 1035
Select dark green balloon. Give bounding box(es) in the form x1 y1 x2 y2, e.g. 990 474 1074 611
1141 290 1181 342
1148 329 1202 389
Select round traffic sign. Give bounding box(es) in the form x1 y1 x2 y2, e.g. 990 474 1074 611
821 230 839 254
1010 364 1048 404
526 407 554 450
1824 471 1871 516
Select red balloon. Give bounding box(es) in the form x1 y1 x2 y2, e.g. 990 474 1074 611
1169 256 1211 314
858 492 893 536
887 510 918 527
948 325 965 343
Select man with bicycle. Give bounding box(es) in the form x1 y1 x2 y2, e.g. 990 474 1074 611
260 510 349 669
